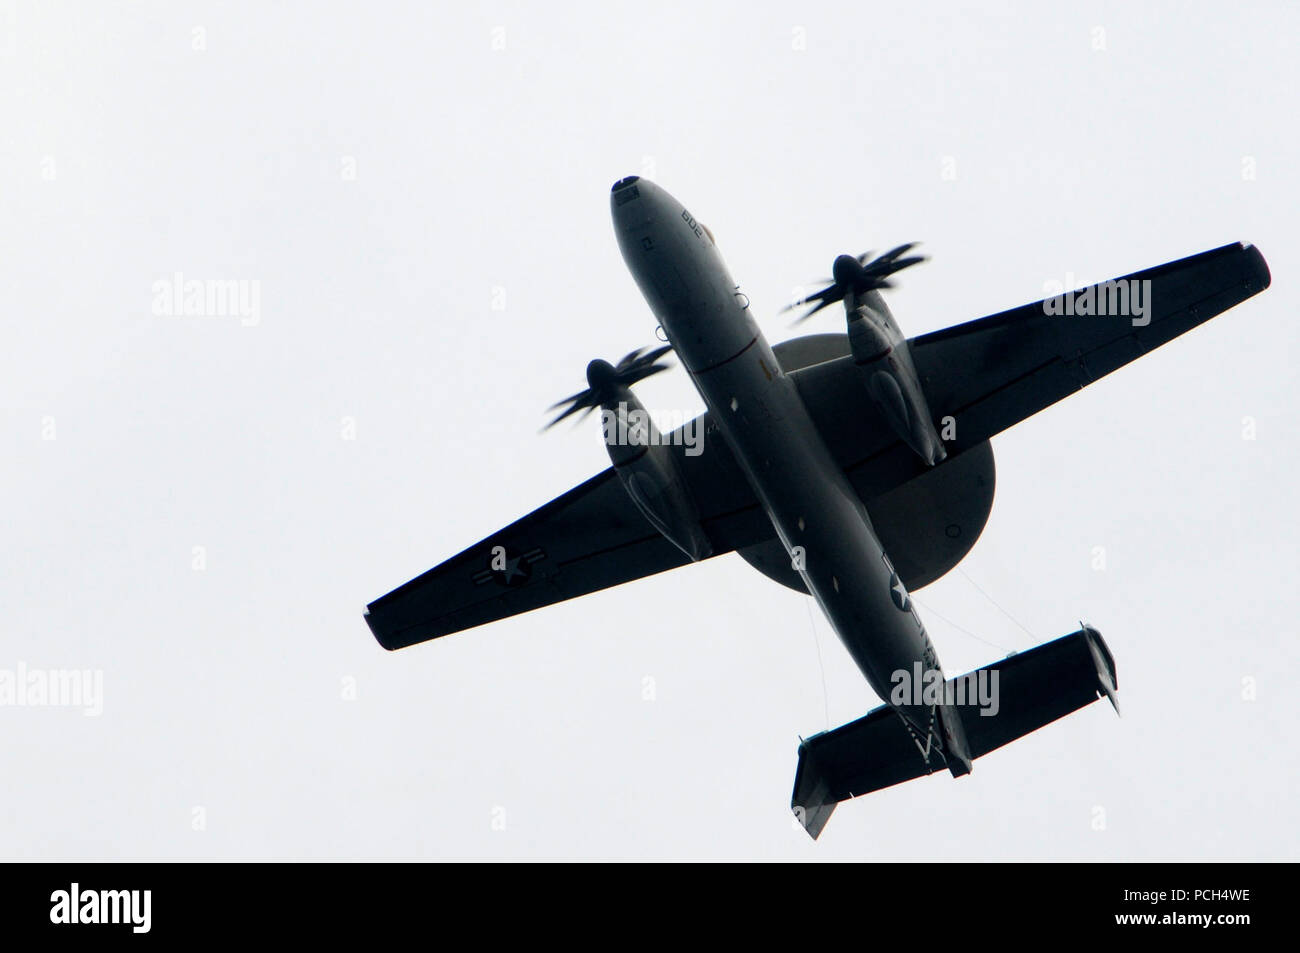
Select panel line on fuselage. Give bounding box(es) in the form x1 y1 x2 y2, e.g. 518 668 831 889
682 334 760 375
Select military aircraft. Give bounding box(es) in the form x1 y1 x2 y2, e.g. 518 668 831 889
364 176 1270 838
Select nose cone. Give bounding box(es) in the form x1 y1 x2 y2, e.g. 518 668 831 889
611 174 660 231
611 175 642 215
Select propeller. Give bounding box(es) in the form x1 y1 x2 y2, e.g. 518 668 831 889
543 345 673 430
783 243 926 322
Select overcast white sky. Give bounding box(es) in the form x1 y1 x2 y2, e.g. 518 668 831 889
2 1 1297 860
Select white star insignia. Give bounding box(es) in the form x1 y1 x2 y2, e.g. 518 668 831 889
890 573 910 611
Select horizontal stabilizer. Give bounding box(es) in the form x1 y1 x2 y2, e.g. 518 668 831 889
960 624 1117 760
792 626 1117 838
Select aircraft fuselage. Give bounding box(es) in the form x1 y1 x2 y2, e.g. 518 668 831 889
610 176 943 719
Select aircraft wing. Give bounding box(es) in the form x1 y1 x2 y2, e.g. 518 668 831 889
367 242 1269 650
364 438 773 650
795 241 1271 494
907 241 1271 455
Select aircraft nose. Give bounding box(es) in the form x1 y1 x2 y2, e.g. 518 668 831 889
611 175 642 214
610 174 653 231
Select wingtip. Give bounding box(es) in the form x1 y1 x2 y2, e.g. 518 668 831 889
363 608 402 652
1240 242 1271 291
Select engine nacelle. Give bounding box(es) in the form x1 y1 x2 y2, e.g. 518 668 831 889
601 391 713 562
847 292 947 466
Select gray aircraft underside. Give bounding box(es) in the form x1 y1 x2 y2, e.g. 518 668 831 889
365 176 1270 838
